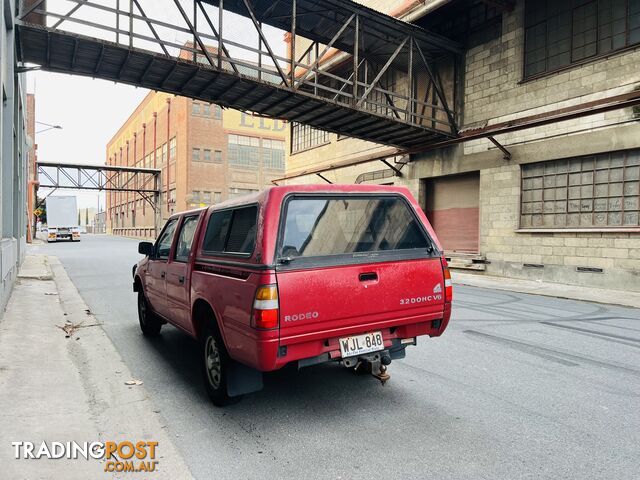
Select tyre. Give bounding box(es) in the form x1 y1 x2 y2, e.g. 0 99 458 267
137 290 162 336
201 323 237 406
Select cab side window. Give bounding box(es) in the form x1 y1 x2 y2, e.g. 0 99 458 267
174 215 199 262
156 218 178 260
202 206 257 255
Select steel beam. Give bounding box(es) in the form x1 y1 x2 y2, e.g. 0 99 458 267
294 13 355 88
356 37 407 108
241 0 289 86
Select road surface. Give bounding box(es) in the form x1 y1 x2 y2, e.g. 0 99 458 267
33 235 640 480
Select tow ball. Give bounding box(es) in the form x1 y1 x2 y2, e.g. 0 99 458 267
372 354 392 386
372 364 390 386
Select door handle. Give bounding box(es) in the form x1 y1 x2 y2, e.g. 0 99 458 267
359 272 378 282
178 276 185 284
160 271 165 279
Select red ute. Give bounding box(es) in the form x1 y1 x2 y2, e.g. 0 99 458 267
133 185 452 406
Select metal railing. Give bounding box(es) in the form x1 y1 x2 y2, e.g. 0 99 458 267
19 0 458 133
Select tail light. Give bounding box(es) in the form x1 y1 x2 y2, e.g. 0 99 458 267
442 259 453 302
252 284 279 329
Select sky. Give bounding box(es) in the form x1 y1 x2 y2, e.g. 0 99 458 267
30 72 148 209
28 1 286 209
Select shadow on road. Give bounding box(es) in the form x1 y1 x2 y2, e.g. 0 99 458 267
141 324 418 417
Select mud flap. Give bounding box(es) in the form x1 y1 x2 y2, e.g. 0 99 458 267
390 345 407 360
226 361 264 397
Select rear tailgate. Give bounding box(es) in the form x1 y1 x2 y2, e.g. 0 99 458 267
274 193 444 345
276 257 445 341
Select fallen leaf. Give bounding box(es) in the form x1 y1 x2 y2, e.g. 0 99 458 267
55 321 102 338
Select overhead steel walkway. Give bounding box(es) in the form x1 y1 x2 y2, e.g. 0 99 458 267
36 161 162 232
16 0 462 149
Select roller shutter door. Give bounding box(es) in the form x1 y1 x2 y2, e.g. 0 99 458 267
424 172 480 253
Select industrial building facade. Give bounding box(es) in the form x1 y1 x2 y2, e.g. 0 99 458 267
283 0 640 292
1 0 30 312
106 92 286 237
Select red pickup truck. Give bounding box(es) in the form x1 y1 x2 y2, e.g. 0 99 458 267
133 185 452 406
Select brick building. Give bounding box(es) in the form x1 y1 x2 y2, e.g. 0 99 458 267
282 0 640 292
106 92 286 237
26 93 36 241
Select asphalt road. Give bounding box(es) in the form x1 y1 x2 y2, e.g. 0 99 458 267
33 234 640 480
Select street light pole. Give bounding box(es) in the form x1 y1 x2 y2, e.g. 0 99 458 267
30 122 63 241
35 121 62 134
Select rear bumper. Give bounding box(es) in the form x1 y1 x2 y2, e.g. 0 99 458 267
238 314 449 372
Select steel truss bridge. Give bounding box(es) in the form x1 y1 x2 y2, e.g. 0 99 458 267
36 161 162 229
17 0 462 149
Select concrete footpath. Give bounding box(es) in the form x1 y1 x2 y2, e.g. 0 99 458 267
452 271 640 309
0 255 193 480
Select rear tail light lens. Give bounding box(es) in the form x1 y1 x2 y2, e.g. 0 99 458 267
443 264 453 302
252 284 279 329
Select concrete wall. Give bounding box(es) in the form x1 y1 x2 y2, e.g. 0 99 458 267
450 1 640 290
478 164 640 290
1 0 29 313
462 1 639 154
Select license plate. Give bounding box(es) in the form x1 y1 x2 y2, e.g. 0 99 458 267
339 331 384 358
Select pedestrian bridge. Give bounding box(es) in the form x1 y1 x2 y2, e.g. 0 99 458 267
17 0 461 149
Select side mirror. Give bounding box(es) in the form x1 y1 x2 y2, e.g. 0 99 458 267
138 241 154 256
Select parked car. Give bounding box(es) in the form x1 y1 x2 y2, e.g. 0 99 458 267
133 185 452 406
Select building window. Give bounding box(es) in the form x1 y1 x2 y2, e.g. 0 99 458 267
520 150 640 228
191 191 201 204
161 143 167 165
203 104 210 116
214 150 223 163
524 0 640 78
213 191 222 203
228 187 258 198
192 102 200 115
202 191 212 203
192 148 200 161
262 139 285 169
213 105 222 120
203 149 211 162
291 122 330 153
228 134 260 167
169 137 176 161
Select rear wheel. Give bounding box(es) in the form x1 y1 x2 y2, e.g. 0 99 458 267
201 323 237 406
137 290 162 336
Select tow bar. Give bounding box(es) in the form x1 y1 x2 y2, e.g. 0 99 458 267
349 351 392 386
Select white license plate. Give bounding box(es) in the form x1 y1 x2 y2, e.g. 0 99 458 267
339 331 384 358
